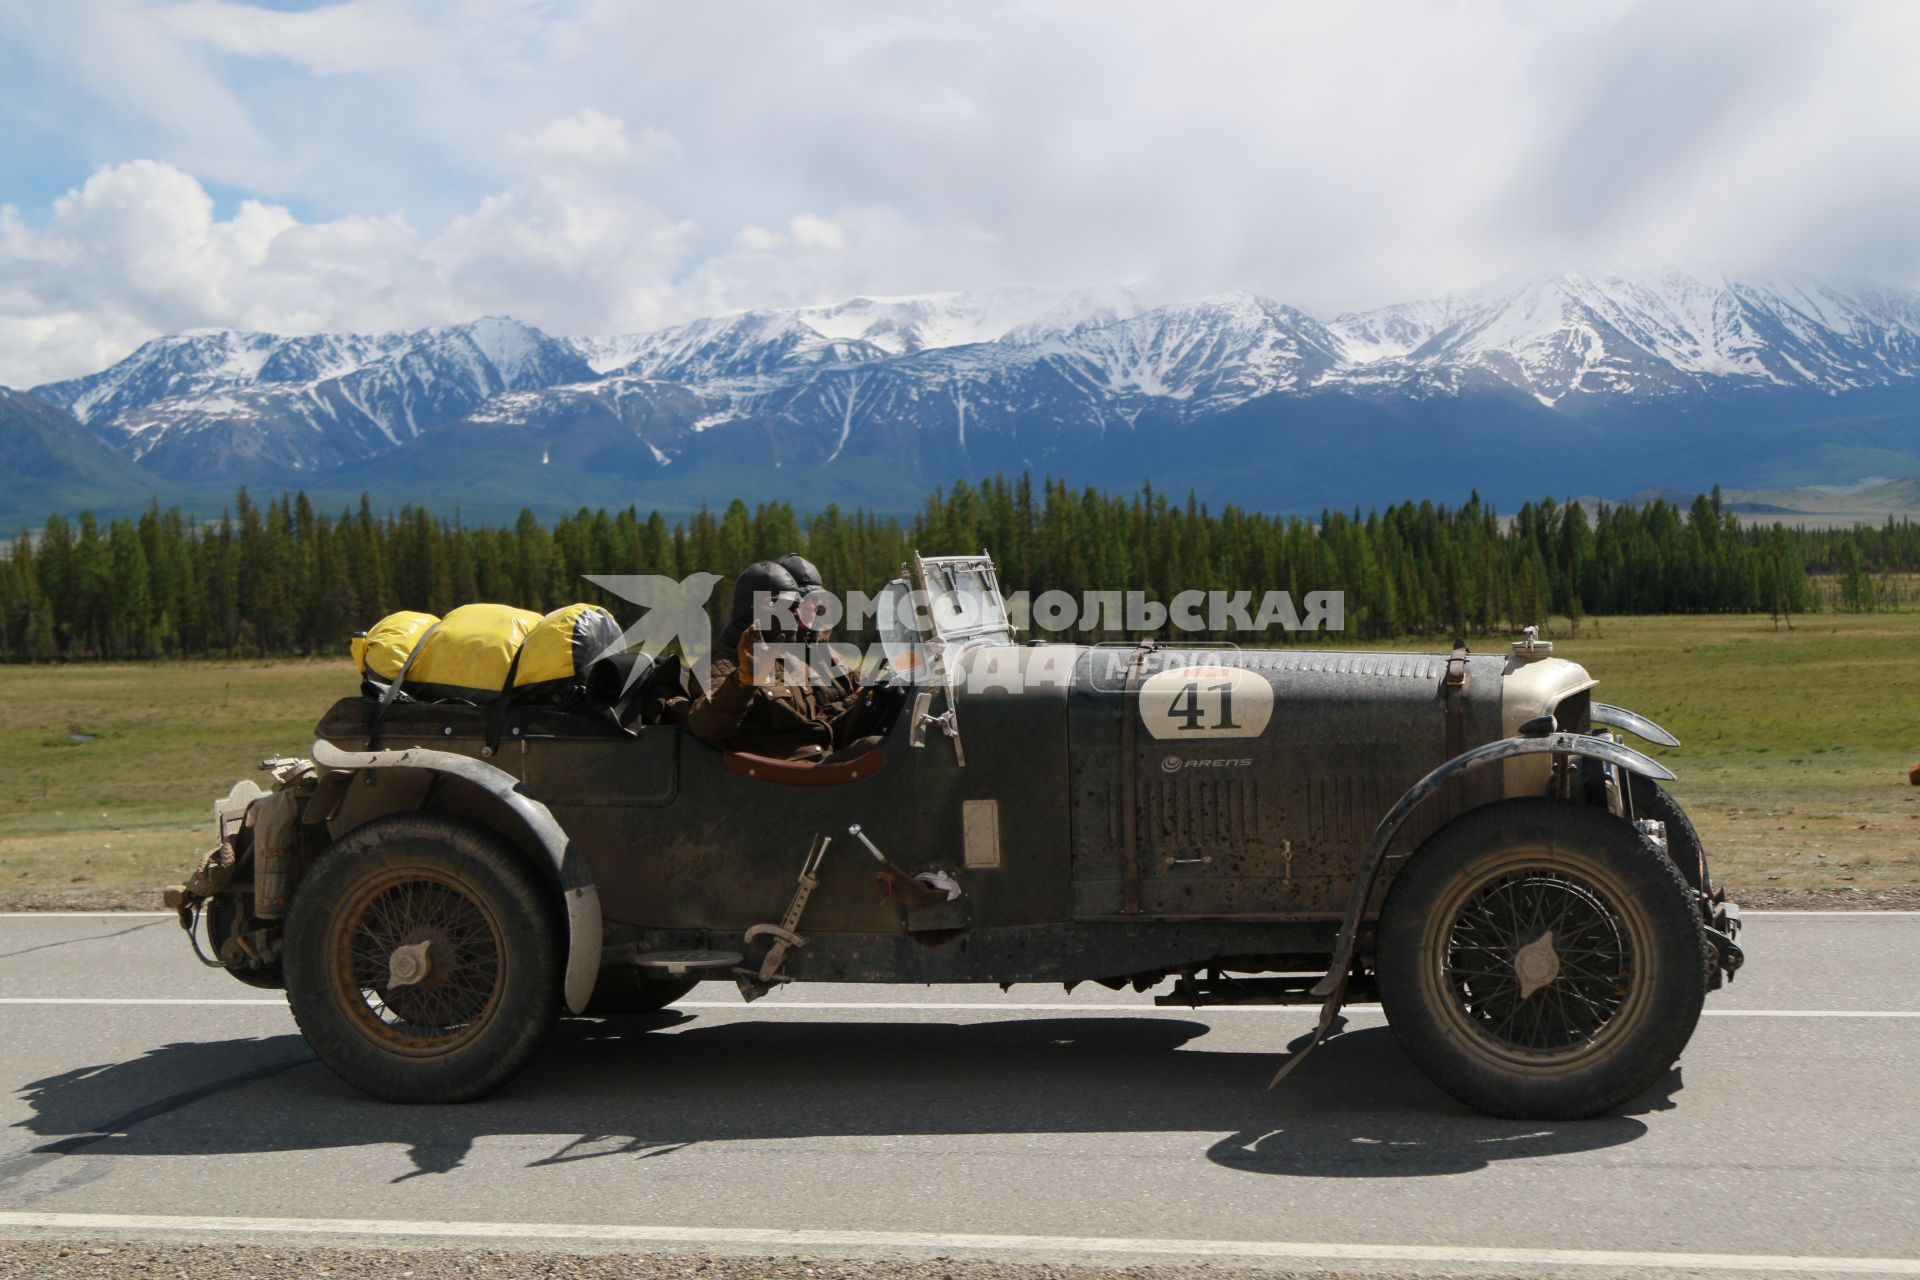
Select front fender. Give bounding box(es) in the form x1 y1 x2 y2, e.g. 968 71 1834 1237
1319 731 1674 995
1592 702 1681 748
1271 732 1675 1086
309 740 602 1014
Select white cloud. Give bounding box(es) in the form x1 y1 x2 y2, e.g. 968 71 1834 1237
0 143 972 386
509 108 680 170
681 206 1001 318
3 0 1920 386
157 0 443 76
0 162 313 382
788 215 848 253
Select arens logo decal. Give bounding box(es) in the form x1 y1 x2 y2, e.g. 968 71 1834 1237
1160 755 1255 773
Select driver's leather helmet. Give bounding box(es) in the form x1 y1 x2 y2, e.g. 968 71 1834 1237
719 560 804 650
776 552 821 591
777 552 829 639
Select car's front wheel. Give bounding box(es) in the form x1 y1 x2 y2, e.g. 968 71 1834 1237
1375 798 1710 1119
284 812 562 1103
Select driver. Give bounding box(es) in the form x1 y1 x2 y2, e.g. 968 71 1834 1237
687 560 842 759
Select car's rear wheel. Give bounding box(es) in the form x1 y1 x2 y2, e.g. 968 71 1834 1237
284 812 562 1103
1376 798 1710 1119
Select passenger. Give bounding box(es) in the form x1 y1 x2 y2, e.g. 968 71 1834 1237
777 551 863 714
687 560 840 760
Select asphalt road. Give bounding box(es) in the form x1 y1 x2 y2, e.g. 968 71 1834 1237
0 910 1916 1278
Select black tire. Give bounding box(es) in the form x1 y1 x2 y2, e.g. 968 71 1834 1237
284 812 563 1103
581 973 698 1017
1629 775 1710 896
1376 798 1711 1120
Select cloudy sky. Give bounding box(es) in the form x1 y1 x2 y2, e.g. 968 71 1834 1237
2 0 1917 387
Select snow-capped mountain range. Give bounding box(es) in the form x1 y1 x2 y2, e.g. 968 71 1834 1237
1330 271 1920 403
33 316 596 476
13 269 1920 517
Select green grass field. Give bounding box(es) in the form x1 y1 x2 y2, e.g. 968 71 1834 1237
0 612 1915 907
1502 612 1918 894
0 659 353 906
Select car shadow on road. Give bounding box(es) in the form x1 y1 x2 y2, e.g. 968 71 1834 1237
7 1011 1675 1187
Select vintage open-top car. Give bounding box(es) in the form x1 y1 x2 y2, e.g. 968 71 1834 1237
170 553 1743 1120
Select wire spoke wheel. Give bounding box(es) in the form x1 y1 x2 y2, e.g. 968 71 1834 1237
287 813 563 1103
329 869 506 1055
1440 870 1633 1064
1376 799 1710 1119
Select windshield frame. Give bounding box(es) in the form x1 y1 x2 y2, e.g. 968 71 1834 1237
914 553 1015 655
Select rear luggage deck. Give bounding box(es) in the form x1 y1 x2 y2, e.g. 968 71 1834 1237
314 694 635 751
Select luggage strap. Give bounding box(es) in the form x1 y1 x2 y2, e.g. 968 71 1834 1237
1118 638 1157 916
1442 638 1470 761
484 640 531 754
364 621 442 748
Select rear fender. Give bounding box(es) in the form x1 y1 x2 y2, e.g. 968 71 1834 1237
309 739 602 1014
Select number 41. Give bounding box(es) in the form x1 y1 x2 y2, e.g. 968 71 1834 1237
1170 680 1241 732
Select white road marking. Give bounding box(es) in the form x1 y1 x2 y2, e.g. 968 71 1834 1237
680 1002 1920 1019
1697 1009 1920 1019
0 998 288 1006
3 910 1917 920
0 912 175 919
1738 910 1920 917
679 1000 1372 1013
0 1210 1914 1275
0 997 1915 1018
